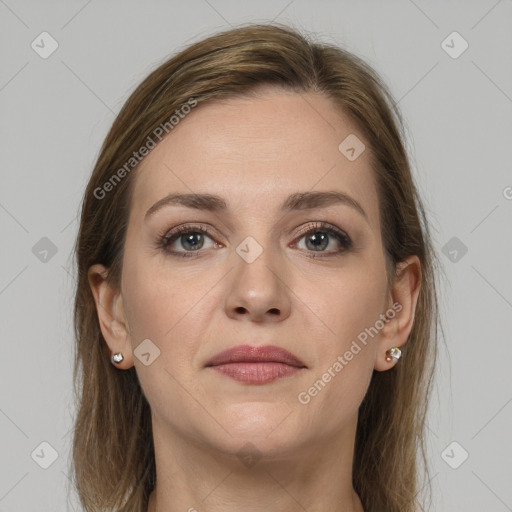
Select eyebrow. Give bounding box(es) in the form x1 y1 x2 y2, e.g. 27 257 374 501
144 190 369 222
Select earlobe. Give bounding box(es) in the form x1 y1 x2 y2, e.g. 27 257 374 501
374 255 421 372
88 264 134 369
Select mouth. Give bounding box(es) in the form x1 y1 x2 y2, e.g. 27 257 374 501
205 344 307 384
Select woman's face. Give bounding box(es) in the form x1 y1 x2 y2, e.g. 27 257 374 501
118 88 392 458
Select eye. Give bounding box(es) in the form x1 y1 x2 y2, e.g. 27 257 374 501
159 224 221 258
157 221 352 259
292 221 352 256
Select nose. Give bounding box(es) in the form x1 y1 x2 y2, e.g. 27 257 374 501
224 238 292 323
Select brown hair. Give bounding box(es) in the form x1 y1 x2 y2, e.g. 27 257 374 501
71 22 439 512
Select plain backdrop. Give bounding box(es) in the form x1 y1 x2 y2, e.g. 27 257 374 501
1 1 511 510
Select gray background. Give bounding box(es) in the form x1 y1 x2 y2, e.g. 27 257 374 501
1 0 511 510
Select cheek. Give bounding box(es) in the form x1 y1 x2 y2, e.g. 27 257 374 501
120 255 210 419
122 248 200 340
121 250 225 375
293 266 385 417
302 267 387 352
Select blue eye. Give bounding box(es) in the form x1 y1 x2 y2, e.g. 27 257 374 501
292 222 353 256
158 221 352 258
159 225 218 258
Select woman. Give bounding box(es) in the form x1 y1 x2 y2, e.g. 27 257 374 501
71 23 439 512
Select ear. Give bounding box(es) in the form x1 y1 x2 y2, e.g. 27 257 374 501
374 255 422 371
88 263 134 369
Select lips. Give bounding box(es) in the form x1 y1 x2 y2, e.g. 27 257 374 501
205 344 307 384
205 344 306 368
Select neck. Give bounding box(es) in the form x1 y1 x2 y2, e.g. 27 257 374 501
146 415 364 512
148 489 363 512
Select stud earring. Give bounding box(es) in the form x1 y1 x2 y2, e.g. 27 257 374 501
385 347 402 363
111 352 124 364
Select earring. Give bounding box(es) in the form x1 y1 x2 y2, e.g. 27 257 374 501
111 352 124 364
385 347 402 363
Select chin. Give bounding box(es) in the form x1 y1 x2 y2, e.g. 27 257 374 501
212 430 303 466
207 402 302 454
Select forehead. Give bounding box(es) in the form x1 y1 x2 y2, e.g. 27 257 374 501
130 89 380 228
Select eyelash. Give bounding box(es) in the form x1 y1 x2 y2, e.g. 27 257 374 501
157 221 353 259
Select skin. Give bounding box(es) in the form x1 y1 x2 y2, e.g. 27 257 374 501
89 86 421 512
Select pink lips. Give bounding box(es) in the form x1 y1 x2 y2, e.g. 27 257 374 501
205 344 306 384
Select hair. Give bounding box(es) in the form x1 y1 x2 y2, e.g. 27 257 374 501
71 22 439 512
